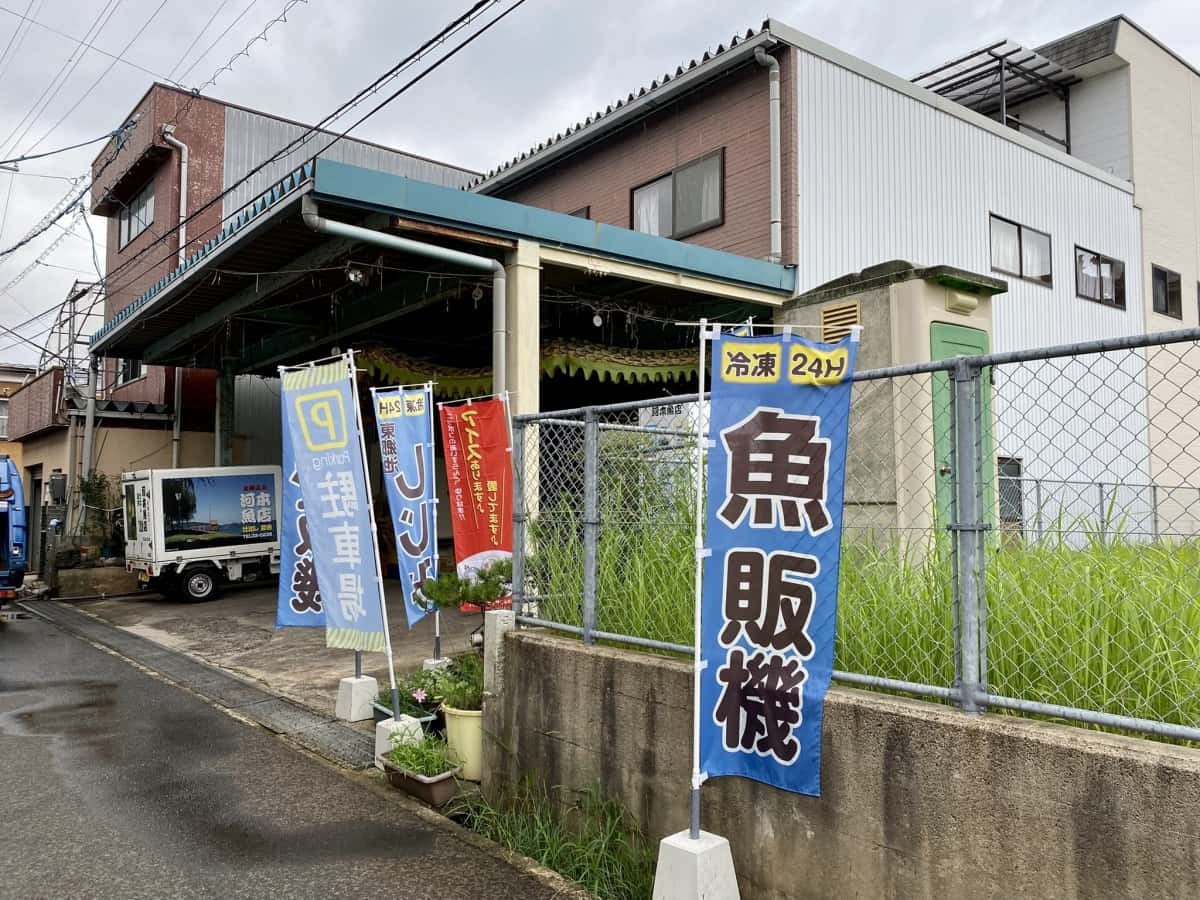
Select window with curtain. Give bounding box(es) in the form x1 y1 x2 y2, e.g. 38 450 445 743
0 398 8 439
119 359 145 384
118 178 155 248
1075 247 1125 309
1152 265 1182 319
632 149 723 239
989 215 1052 286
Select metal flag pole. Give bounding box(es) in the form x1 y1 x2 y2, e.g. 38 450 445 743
690 318 711 841
349 350 402 719
426 381 442 661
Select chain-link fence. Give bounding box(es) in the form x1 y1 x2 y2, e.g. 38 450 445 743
511 327 1200 742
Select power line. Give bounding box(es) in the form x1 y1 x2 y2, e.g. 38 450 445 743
102 0 516 305
175 0 260 84
0 0 123 161
0 127 126 166
23 0 169 155
0 1 179 85
0 0 41 85
166 0 232 82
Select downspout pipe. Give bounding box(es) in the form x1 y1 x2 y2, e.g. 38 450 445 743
162 126 188 466
755 46 782 264
300 196 507 394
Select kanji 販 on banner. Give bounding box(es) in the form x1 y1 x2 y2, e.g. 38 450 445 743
699 330 858 797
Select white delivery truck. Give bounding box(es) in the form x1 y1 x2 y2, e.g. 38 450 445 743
122 465 282 601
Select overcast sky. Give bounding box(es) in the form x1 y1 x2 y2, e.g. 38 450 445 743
0 0 1194 364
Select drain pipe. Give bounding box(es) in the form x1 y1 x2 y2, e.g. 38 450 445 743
300 196 507 393
755 46 782 264
162 125 188 466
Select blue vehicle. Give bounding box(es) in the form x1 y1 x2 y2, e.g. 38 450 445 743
0 454 26 609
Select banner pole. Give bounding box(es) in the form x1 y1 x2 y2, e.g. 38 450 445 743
427 381 442 661
350 351 401 719
690 318 710 842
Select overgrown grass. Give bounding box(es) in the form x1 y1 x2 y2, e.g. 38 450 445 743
450 781 656 900
526 479 1200 732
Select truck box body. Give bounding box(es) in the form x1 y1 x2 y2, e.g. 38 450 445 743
0 454 26 602
122 466 281 587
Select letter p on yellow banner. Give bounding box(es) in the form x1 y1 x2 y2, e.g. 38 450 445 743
296 390 348 451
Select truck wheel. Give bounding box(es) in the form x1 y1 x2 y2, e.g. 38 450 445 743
181 567 219 602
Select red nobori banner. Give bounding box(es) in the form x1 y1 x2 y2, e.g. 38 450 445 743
439 398 513 605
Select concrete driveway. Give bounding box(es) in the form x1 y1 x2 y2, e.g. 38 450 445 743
63 581 485 716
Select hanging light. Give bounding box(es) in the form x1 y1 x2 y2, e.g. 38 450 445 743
592 313 603 328
345 266 366 285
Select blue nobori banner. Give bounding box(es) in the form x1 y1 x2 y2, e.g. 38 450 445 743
280 355 388 652
276 394 325 628
372 384 437 629
699 329 858 796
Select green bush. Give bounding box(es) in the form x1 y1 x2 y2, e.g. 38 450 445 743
439 652 483 711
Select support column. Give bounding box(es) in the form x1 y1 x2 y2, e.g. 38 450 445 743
504 240 540 417
215 362 235 467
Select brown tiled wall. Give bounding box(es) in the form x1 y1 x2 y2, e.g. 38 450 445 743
96 87 227 403
495 50 796 265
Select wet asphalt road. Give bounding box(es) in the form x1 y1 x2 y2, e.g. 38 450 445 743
0 614 559 900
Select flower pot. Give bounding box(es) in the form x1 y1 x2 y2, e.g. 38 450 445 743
442 704 483 781
382 761 461 807
373 702 436 729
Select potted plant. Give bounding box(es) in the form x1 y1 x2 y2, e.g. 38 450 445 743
372 668 445 730
439 653 484 781
382 733 461 806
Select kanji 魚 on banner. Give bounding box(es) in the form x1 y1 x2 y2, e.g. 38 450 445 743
276 394 325 628
699 330 858 796
280 357 388 652
374 385 437 629
438 398 512 597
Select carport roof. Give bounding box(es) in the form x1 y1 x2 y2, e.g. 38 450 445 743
91 158 796 357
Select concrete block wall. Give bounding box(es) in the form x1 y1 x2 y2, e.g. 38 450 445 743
486 630 1200 899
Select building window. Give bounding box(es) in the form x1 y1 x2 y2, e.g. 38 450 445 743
1152 265 1182 319
632 149 723 239
568 206 590 218
989 214 1052 286
118 179 154 248
118 359 145 384
0 397 8 439
997 456 1024 525
1074 247 1125 309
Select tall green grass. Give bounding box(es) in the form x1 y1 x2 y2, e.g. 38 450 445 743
525 479 1200 732
451 782 656 900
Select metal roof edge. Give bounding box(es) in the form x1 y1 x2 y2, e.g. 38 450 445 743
762 19 1135 196
472 28 776 195
314 160 795 294
90 162 316 353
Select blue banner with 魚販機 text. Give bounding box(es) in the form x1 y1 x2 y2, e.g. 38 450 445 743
699 329 858 797
279 355 388 652
276 395 325 629
373 385 437 629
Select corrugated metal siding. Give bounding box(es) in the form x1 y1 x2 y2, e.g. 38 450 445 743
795 49 1152 490
222 108 477 217
233 375 281 465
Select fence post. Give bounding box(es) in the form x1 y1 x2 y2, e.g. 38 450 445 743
1097 481 1107 545
951 358 984 714
511 420 526 618
1035 478 1044 543
581 408 600 645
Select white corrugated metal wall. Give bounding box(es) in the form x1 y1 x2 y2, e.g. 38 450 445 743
221 107 478 218
233 375 282 466
794 48 1153 538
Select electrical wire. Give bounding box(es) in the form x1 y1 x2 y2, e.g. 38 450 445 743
0 127 126 166
165 0 232 82
0 1 177 85
174 0 260 84
0 0 304 263
100 0 518 305
0 0 40 86
0 0 123 161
